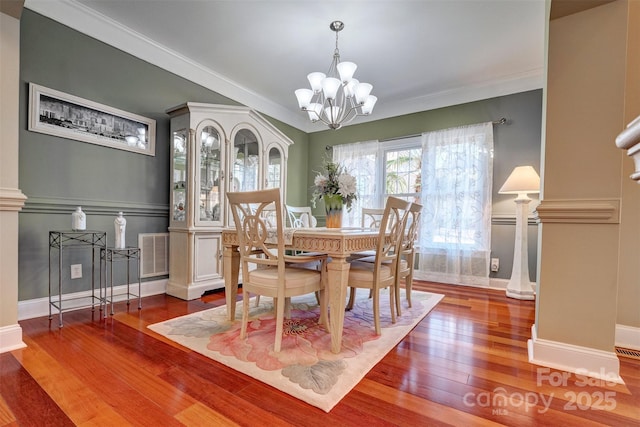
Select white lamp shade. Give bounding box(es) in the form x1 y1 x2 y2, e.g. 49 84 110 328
307 72 326 92
343 78 359 98
306 103 322 121
324 106 340 122
337 61 357 83
354 82 373 104
295 88 313 109
321 77 341 100
361 95 377 115
499 166 540 196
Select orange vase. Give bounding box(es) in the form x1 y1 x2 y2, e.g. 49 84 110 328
323 194 343 228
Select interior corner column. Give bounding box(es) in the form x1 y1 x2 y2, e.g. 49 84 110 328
529 0 634 383
0 4 27 353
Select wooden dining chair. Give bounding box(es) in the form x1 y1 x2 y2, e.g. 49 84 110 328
394 202 423 312
346 196 410 334
348 202 421 316
349 207 387 261
227 188 328 352
259 203 279 228
286 205 318 228
361 207 385 229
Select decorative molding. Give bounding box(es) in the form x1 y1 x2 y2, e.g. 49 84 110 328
615 114 640 182
0 324 26 354
17 278 167 321
0 187 27 211
616 324 640 351
22 0 543 134
413 270 492 288
528 324 624 385
23 0 308 132
166 278 224 301
21 196 168 217
534 199 620 224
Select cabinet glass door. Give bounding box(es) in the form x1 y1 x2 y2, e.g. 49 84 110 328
172 130 187 222
198 126 221 223
233 129 259 192
266 147 281 188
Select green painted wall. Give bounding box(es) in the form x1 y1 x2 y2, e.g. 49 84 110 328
18 10 309 300
306 90 543 281
18 10 542 302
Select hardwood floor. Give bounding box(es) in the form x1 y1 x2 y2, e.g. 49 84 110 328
1 281 638 426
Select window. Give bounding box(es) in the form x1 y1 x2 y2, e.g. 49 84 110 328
383 144 422 204
332 140 379 227
333 122 494 285
419 122 494 285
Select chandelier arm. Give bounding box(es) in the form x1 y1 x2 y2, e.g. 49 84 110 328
340 106 360 126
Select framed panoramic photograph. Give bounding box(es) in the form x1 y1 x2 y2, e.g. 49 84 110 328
28 83 156 156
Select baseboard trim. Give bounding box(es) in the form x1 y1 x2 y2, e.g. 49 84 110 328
0 324 26 354
166 279 225 301
528 324 624 385
616 323 640 350
414 271 510 291
18 278 168 321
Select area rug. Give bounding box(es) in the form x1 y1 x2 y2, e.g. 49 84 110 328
148 289 443 412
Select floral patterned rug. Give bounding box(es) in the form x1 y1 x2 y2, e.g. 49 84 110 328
148 289 443 412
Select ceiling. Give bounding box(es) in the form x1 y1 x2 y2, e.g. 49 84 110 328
24 0 546 133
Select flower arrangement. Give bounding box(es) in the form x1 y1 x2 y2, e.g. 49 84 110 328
311 160 357 211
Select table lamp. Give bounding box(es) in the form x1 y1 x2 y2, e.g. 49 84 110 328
499 166 540 300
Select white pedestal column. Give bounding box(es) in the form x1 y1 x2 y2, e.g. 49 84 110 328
506 198 535 300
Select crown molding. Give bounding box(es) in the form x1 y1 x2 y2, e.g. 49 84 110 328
24 0 544 133
24 0 308 129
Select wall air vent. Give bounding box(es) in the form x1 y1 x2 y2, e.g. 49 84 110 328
138 233 169 278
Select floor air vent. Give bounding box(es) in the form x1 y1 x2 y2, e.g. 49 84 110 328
615 347 640 360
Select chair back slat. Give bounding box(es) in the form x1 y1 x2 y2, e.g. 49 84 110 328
373 197 410 279
401 202 423 254
286 205 317 228
227 189 285 284
361 207 385 230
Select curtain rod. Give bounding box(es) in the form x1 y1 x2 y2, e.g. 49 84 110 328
378 117 508 143
326 117 507 150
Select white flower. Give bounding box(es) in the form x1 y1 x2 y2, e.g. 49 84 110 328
337 173 357 198
311 161 358 211
314 174 328 189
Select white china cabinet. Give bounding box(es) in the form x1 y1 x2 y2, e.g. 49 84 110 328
166 103 292 300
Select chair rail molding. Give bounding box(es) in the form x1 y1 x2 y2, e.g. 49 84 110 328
22 196 168 217
616 114 640 182
534 199 620 224
0 187 27 211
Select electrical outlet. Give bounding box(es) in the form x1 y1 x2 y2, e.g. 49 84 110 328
70 264 82 279
490 258 499 272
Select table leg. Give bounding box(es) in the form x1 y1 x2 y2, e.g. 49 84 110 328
327 256 350 354
224 246 240 321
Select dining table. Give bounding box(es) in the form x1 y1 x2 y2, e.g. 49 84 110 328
221 227 383 353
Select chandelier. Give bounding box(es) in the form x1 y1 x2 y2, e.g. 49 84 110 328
294 21 377 130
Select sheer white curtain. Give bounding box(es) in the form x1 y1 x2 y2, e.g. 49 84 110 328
417 122 494 286
332 140 379 227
